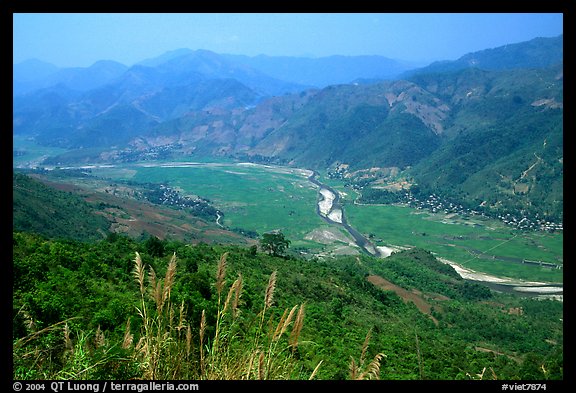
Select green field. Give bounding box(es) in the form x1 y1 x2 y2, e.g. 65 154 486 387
344 203 563 283
92 162 337 252
90 161 563 283
13 135 69 167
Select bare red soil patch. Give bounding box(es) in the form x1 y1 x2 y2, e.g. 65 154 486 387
367 274 441 325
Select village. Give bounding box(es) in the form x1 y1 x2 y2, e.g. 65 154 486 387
404 192 563 232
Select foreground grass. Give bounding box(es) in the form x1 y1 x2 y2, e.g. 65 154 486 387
13 232 563 380
13 251 384 380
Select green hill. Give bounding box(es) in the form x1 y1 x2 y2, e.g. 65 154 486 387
250 81 444 169
13 171 110 242
12 233 563 380
406 66 563 221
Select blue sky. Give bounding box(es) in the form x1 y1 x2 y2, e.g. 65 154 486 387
13 13 563 68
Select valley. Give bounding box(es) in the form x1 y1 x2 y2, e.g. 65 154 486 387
31 159 562 298
12 16 564 382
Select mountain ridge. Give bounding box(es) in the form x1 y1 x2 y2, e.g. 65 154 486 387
13 34 563 223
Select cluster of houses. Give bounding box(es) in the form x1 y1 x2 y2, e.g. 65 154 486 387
143 184 219 221
326 165 562 233
495 213 563 232
403 192 563 232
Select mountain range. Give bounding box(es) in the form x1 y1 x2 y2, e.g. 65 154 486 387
13 34 563 222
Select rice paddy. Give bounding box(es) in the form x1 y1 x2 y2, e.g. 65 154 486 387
86 160 563 283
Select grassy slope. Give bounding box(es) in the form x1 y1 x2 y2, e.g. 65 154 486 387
113 164 331 251
13 172 110 242
12 233 564 380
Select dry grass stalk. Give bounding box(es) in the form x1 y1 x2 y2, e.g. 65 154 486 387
264 271 277 310
281 305 298 337
133 252 145 295
17 306 37 334
309 360 323 380
490 367 498 380
186 325 192 358
135 336 146 354
168 303 175 330
245 351 257 380
147 266 164 312
467 366 487 380
349 357 358 380
350 329 386 380
258 351 265 380
128 252 311 380
199 309 206 375
64 323 73 352
350 353 385 380
232 273 243 318
289 304 305 349
360 328 372 365
122 319 133 349
153 280 163 312
163 253 177 305
467 366 497 380
94 325 106 348
14 318 80 350
223 276 241 315
273 308 289 341
177 301 186 332
148 268 157 294
359 353 385 380
215 252 228 295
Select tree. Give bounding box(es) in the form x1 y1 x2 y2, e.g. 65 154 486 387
260 232 291 257
145 236 165 258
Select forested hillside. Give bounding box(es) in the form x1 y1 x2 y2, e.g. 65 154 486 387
405 65 563 222
13 232 563 380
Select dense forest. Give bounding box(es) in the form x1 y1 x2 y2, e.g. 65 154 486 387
13 231 563 380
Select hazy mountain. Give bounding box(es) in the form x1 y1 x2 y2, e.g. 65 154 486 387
13 59 60 82
13 84 82 137
13 59 128 95
13 49 309 145
403 34 563 77
46 60 129 92
220 53 415 87
136 48 195 67
248 81 446 168
13 59 60 95
135 49 308 96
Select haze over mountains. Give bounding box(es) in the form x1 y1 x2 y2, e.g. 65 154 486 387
13 34 563 222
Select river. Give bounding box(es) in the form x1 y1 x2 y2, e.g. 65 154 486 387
308 172 386 258
307 171 563 299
